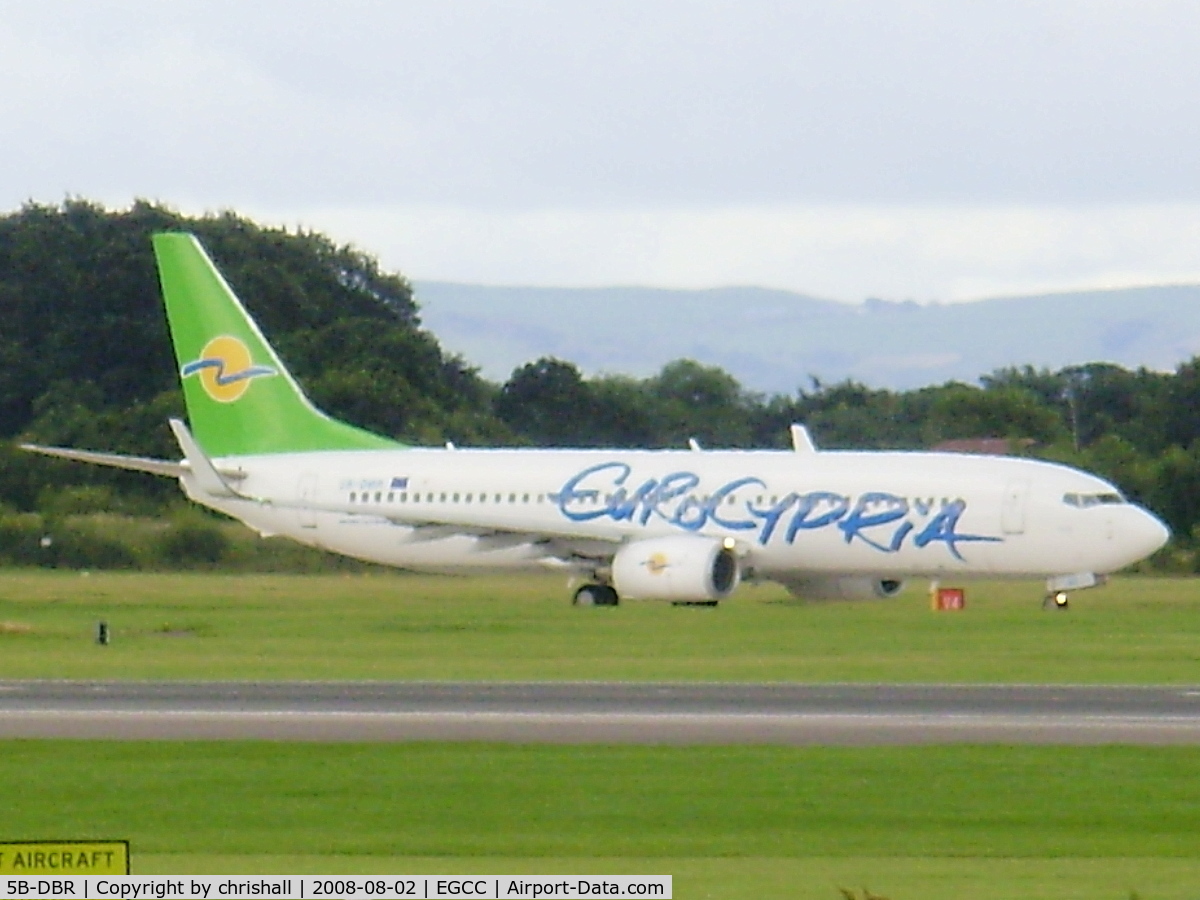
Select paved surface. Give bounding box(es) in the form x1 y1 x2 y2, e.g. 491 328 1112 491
3 681 1200 744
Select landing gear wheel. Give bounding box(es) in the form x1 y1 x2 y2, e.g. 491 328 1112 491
1042 591 1070 611
573 584 619 606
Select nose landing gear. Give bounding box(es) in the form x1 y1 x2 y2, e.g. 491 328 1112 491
1042 591 1070 611
1042 573 1106 610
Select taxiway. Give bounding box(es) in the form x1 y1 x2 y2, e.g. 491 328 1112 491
2 681 1199 744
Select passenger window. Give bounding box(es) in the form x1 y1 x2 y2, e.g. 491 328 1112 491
440 493 447 502
349 492 357 502
523 493 530 503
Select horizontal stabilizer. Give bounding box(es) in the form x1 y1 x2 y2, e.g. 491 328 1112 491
21 443 189 479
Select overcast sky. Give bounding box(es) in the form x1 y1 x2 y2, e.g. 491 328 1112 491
5 1 1200 301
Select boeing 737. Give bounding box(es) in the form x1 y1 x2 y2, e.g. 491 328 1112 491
23 234 1171 607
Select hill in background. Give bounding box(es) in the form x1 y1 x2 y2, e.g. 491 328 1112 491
415 282 1200 391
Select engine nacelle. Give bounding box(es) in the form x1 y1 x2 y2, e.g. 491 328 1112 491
781 576 906 602
611 536 740 601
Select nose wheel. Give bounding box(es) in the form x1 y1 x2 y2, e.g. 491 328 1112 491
1042 591 1070 610
1042 573 1105 610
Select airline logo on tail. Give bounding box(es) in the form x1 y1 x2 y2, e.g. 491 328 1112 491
180 335 277 403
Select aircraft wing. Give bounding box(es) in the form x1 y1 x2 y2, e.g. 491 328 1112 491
385 515 620 552
370 512 621 568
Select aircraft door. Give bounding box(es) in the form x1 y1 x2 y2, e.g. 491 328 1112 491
1001 479 1028 535
298 473 319 529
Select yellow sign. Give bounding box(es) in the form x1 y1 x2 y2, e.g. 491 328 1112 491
0 842 128 875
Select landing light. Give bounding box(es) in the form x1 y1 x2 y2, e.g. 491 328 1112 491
722 537 737 550
1054 592 1069 607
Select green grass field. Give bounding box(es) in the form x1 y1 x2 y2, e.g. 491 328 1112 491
5 570 1200 897
0 570 1198 681
6 741 1200 899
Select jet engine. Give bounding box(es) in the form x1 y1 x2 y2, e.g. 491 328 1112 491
611 535 740 602
780 576 905 602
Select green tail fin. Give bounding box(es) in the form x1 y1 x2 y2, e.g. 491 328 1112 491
153 232 402 456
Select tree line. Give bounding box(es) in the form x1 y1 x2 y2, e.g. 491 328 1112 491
2 201 1199 568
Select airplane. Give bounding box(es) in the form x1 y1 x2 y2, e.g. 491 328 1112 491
22 233 1171 609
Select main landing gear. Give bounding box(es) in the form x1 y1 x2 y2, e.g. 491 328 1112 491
572 583 620 606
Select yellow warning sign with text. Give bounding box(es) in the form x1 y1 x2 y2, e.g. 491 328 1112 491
0 841 128 875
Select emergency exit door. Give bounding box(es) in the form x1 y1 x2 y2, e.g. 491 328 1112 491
298 473 318 529
1001 479 1028 535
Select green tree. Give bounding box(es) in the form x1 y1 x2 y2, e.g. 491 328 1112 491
496 358 595 447
766 379 918 449
646 359 756 447
1164 357 1200 450
1142 442 1200 538
924 384 1066 445
586 376 661 448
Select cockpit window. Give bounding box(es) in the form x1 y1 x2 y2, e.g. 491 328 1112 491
1062 491 1125 508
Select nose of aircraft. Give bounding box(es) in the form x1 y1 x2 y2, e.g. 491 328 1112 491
1129 506 1171 562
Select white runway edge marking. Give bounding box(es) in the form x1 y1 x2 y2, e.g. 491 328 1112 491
7 709 1200 728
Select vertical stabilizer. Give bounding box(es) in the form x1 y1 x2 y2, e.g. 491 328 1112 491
153 232 401 457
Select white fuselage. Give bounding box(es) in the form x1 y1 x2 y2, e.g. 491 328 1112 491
182 446 1170 584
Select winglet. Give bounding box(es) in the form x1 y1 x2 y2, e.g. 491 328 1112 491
790 424 817 453
169 418 239 498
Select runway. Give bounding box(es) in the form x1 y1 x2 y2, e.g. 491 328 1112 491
4 681 1200 744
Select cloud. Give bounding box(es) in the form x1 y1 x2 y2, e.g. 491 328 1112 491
4 1 1200 297
4 1 1200 210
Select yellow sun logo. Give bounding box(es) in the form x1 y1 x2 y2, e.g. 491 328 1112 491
180 336 277 403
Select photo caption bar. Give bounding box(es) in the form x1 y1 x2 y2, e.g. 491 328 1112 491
0 876 671 899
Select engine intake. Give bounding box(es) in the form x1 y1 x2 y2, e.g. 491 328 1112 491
611 536 740 602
